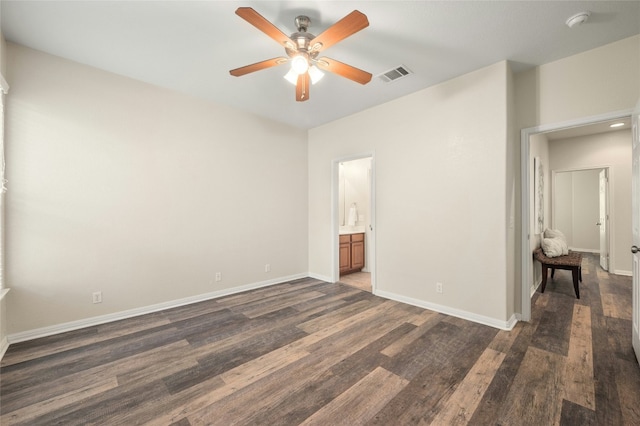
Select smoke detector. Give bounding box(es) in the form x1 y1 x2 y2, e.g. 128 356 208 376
566 11 590 28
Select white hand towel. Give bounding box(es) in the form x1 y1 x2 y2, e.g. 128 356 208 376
348 204 358 226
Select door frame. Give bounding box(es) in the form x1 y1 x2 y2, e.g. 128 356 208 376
520 109 632 321
598 168 610 271
331 153 376 291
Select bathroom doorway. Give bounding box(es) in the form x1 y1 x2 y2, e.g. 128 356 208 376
334 155 374 293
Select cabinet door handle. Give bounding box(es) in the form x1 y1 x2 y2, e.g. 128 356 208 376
632 246 639 254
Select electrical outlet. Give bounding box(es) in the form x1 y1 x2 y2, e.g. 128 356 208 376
92 291 102 304
265 264 271 272
215 272 222 282
436 283 443 294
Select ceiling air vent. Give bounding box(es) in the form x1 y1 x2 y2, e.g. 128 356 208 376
378 65 412 83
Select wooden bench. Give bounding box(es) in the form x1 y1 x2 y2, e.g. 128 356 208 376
533 247 583 298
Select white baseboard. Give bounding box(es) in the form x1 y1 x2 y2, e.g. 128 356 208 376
308 272 333 283
531 277 542 297
375 289 518 331
0 336 8 361
613 270 632 277
7 273 309 344
569 247 599 253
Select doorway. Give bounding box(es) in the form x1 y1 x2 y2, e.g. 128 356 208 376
552 167 609 270
333 155 374 293
520 110 633 321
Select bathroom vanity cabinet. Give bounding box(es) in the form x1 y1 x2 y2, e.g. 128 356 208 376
339 232 365 275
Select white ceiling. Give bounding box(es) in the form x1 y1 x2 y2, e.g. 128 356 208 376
2 1 639 130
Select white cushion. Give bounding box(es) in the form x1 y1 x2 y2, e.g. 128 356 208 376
541 237 569 257
544 228 567 244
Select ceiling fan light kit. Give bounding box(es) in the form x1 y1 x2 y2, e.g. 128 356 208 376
230 7 373 102
291 54 310 74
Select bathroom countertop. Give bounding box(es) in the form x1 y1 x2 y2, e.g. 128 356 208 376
339 226 366 235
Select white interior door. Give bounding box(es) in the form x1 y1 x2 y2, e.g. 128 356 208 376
598 169 609 271
631 103 640 366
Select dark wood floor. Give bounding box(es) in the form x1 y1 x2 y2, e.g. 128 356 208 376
1 254 638 425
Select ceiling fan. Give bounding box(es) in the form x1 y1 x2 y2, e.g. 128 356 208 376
229 7 372 102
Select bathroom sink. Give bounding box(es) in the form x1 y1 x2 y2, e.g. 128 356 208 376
339 225 366 235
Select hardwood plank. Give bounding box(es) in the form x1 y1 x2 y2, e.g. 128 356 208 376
408 308 438 326
563 304 595 410
370 322 497 424
382 320 497 381
239 290 327 318
185 343 347 424
591 296 625 425
602 293 633 320
605 316 638 363
246 324 414 425
216 279 324 307
488 321 524 354
291 288 358 312
0 378 118 425
20 378 171 425
299 367 408 425
560 399 597 425
0 325 182 396
1 340 192 414
183 305 329 359
380 312 444 357
531 293 574 356
184 306 298 347
468 291 550 425
615 357 640 426
296 299 383 334
164 325 307 394
220 342 310 387
429 347 505 425
186 301 418 424
0 312 171 367
496 346 565 425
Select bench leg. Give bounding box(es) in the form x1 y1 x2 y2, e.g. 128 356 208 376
541 264 549 293
551 268 555 279
572 267 580 299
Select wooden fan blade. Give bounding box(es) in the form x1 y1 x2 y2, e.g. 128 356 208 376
309 10 369 53
236 7 294 48
230 57 288 77
316 57 372 84
296 72 310 102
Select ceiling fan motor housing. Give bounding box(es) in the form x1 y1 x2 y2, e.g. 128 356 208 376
287 16 319 59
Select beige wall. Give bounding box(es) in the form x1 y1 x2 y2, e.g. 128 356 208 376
550 130 632 274
5 44 309 334
516 36 640 129
309 61 511 325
